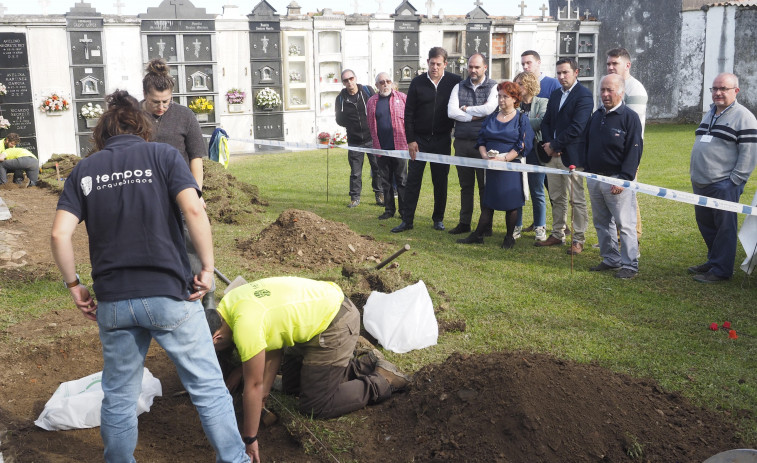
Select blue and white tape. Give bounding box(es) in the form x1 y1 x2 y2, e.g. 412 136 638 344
229 137 757 217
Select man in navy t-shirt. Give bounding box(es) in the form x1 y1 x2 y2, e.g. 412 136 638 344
521 50 561 99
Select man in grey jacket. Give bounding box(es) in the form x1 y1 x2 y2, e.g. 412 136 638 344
447 53 498 235
689 72 757 282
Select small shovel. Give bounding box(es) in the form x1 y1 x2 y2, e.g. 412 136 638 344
213 268 248 295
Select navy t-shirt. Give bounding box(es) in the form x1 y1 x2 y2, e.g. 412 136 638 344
375 94 395 150
57 134 200 302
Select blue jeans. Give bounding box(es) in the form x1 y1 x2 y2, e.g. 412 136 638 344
97 297 249 463
588 179 638 271
693 178 745 278
516 171 547 228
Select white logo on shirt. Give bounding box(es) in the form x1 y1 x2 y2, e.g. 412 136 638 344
81 176 92 196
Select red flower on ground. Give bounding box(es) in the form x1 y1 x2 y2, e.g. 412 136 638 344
709 322 719 331
728 330 738 339
722 321 731 329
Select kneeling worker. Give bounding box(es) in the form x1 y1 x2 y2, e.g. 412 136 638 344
207 276 410 463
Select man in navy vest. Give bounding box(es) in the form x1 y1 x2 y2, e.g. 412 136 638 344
447 53 498 235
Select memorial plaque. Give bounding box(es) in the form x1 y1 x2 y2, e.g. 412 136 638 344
67 18 104 30
77 135 93 156
185 64 214 91
70 31 104 65
250 21 280 32
465 31 490 57
4 104 36 137
254 114 283 139
183 35 212 62
0 33 29 69
559 32 577 56
72 67 106 99
141 20 214 33
75 101 105 133
249 32 281 60
395 21 419 32
146 35 178 61
393 32 419 57
0 69 32 104
251 61 281 87
16 137 38 155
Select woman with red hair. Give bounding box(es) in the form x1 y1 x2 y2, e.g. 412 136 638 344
457 81 533 249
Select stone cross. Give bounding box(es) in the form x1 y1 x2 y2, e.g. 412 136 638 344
38 0 50 15
351 0 359 14
113 0 126 15
473 0 483 6
157 38 166 58
261 35 269 54
583 8 591 18
474 36 481 52
540 3 548 20
377 0 384 13
403 35 410 54
169 0 186 17
562 34 573 54
80 34 93 60
192 38 202 58
518 0 527 16
425 0 434 17
0 4 7 17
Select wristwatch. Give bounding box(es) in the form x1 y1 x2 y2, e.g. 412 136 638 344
242 435 257 445
64 274 81 289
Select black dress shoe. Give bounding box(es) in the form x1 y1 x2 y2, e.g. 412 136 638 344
391 221 413 233
378 212 394 220
448 223 471 235
457 233 483 244
433 221 445 231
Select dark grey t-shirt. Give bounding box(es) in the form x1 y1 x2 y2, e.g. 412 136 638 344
149 102 205 167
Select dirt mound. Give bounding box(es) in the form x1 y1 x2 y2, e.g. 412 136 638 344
239 209 391 269
324 351 743 462
201 159 266 224
38 154 81 193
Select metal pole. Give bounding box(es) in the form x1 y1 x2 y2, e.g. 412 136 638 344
569 165 575 275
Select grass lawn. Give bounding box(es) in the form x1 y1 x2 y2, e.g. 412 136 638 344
224 123 757 442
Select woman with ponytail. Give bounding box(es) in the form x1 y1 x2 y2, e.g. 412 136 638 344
142 58 216 310
51 90 249 463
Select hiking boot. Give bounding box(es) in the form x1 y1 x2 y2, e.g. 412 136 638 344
566 241 583 255
375 360 411 391
348 199 360 208
375 192 385 206
534 235 564 247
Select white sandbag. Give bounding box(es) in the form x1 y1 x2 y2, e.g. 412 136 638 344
34 368 162 431
363 280 438 353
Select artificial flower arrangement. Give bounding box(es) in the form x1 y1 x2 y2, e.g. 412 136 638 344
288 44 301 56
80 102 104 119
39 93 71 112
0 83 6 96
317 131 331 144
188 96 214 114
0 116 10 130
289 71 301 82
331 132 347 145
255 87 281 110
225 88 246 105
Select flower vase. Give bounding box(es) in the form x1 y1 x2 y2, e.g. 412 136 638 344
262 106 274 112
228 103 243 113
46 111 63 117
85 118 98 128
196 113 209 122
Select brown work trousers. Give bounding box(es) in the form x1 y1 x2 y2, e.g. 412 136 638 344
281 298 392 419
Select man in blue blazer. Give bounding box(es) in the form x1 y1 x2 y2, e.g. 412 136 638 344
535 57 594 255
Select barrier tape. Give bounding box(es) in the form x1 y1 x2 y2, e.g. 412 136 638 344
229 136 757 217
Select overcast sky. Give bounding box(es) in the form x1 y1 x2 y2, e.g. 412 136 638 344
5 0 548 18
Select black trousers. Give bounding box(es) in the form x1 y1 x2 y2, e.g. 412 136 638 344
403 134 451 224
452 137 485 226
377 155 407 217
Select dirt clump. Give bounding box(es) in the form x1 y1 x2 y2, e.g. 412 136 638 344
238 209 390 269
329 351 744 463
38 154 81 193
201 159 266 224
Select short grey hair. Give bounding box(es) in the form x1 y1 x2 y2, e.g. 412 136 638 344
375 72 390 84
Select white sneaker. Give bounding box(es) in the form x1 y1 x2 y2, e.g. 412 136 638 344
512 225 522 240
534 226 547 241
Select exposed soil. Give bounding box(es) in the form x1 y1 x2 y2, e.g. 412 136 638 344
0 180 748 463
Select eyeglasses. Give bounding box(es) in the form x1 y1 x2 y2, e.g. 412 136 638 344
342 76 355 84
710 87 736 93
377 79 392 85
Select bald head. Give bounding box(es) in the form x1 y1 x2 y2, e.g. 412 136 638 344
600 74 625 110
711 72 740 112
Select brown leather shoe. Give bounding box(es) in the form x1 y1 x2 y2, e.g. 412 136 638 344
566 241 583 255
534 235 564 247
